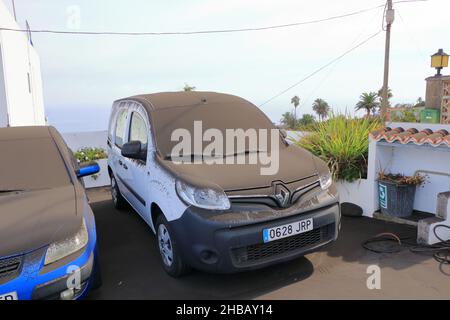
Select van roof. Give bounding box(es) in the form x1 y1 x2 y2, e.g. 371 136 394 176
116 91 249 112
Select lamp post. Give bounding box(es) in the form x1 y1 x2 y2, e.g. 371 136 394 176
431 49 449 76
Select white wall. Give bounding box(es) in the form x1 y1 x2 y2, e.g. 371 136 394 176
367 122 450 216
0 1 45 127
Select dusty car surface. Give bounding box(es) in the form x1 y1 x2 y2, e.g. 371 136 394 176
108 91 340 277
0 126 101 300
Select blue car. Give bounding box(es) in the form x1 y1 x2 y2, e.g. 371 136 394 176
0 126 101 300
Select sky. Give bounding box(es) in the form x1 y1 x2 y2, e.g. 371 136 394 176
3 0 450 131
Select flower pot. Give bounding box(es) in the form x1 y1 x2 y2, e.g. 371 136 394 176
378 180 416 217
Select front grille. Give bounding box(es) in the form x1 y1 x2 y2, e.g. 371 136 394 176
231 223 335 267
0 255 23 283
228 181 321 209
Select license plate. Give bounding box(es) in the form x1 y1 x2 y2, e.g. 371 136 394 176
263 218 313 243
0 292 18 300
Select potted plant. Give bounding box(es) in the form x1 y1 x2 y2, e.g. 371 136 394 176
377 171 426 217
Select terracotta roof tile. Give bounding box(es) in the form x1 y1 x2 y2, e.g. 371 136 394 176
370 127 450 147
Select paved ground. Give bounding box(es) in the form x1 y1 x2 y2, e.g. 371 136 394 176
86 187 450 300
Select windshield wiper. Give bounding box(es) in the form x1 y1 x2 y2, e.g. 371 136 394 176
0 189 26 194
164 154 206 161
222 150 265 157
165 150 265 160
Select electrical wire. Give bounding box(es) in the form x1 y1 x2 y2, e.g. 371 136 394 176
299 7 383 110
362 224 450 271
258 30 383 107
257 0 429 107
396 9 427 60
0 0 427 37
0 4 387 36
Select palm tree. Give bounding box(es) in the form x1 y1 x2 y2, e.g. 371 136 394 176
414 97 425 108
291 96 300 122
312 98 330 121
183 83 196 92
355 92 380 117
280 111 298 129
377 87 393 107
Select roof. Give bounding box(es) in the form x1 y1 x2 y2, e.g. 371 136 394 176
370 126 450 147
118 91 249 112
116 91 276 158
0 126 52 141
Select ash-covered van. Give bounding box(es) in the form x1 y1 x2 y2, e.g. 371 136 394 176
107 91 340 276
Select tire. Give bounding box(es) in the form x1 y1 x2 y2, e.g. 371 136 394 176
156 214 191 277
90 249 102 290
111 173 126 209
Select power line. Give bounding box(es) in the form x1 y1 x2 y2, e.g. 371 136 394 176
0 4 389 36
0 0 427 37
259 30 383 107
300 7 383 110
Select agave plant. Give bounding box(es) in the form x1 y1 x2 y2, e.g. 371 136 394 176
296 113 382 182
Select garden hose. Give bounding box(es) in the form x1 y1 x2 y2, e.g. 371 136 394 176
362 225 450 266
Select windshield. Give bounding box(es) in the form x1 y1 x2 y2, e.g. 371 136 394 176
152 101 279 158
0 138 72 191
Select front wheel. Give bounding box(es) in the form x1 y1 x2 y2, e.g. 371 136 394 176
111 174 126 209
156 215 191 277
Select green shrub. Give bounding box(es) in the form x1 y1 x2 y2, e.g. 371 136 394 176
74 147 108 164
391 108 418 123
296 113 382 182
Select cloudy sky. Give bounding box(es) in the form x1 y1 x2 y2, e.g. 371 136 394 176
4 0 449 131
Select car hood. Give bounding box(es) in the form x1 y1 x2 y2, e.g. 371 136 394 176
0 185 82 258
159 144 318 191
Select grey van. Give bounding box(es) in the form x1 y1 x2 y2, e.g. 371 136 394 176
107 91 340 277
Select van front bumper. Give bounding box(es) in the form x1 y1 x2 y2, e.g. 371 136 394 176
170 196 340 273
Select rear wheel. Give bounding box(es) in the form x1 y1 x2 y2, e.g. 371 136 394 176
156 215 190 277
111 174 126 209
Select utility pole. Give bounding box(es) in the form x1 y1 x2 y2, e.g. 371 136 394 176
381 0 394 124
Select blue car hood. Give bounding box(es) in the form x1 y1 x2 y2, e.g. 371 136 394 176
0 185 82 258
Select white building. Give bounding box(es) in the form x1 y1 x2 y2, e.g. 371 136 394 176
0 0 45 127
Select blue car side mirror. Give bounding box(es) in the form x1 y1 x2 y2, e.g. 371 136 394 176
77 162 100 178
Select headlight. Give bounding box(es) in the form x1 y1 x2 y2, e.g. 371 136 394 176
44 218 89 265
319 172 333 190
175 180 231 210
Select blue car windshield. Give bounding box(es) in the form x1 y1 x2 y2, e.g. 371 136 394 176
0 138 71 191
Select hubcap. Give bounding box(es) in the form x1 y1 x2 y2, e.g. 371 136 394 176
158 224 174 267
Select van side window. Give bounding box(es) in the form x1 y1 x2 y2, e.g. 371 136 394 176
129 112 148 152
115 109 128 148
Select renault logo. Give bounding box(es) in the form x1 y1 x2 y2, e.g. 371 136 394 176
273 182 291 208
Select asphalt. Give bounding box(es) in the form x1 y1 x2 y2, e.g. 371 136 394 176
86 187 450 300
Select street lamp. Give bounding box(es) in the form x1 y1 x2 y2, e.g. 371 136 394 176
431 48 449 76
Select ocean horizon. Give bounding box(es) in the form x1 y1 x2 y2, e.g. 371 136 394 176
46 105 111 133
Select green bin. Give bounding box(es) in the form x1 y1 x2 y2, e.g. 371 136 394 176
420 108 440 123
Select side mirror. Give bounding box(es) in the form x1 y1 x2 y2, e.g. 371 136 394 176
76 162 100 178
121 141 146 160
